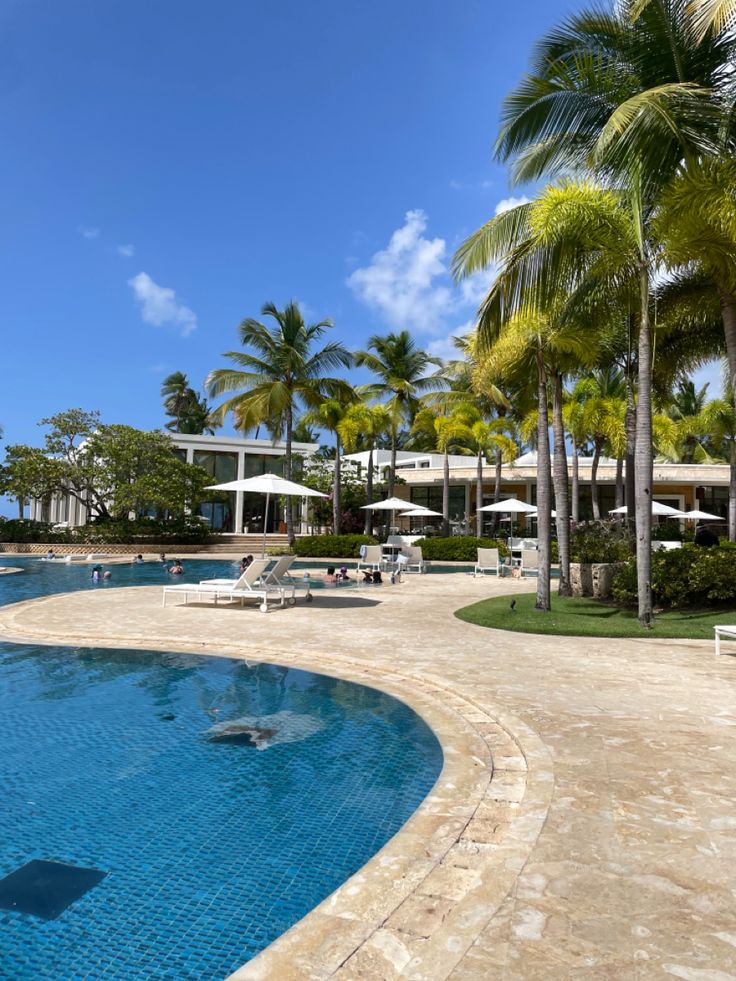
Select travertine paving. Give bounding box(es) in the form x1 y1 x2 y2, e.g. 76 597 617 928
1 571 735 980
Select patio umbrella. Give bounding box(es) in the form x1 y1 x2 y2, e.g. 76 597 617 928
206 474 328 557
681 509 722 521
398 505 442 530
361 497 422 538
477 498 537 540
609 502 686 517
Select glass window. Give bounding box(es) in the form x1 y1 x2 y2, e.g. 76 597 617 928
193 451 237 483
697 485 728 518
243 453 286 478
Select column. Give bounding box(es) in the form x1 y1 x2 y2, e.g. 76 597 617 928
235 451 245 534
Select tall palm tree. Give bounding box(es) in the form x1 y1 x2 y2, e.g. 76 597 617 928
337 403 391 536
161 372 191 431
301 393 358 535
412 406 474 537
487 0 731 625
702 395 736 538
206 302 352 544
355 331 443 497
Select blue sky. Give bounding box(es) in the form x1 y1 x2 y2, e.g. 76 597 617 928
0 0 718 516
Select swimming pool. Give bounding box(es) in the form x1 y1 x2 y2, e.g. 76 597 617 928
0 563 444 978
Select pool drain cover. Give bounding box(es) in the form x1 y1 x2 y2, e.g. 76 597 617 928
0 860 107 920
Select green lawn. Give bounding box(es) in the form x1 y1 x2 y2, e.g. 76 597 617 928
455 592 735 639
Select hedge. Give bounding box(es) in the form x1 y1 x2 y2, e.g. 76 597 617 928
292 534 378 558
0 517 214 545
612 543 736 608
413 536 508 561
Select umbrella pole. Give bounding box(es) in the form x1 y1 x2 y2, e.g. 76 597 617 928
262 492 269 558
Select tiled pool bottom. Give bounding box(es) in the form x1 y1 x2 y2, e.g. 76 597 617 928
0 644 443 980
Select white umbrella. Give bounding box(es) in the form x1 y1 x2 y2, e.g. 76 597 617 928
681 509 722 521
528 509 557 519
207 474 327 556
362 497 422 538
398 506 442 517
609 502 686 517
477 498 537 539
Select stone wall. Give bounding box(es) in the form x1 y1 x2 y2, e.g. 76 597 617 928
569 562 626 600
0 542 210 555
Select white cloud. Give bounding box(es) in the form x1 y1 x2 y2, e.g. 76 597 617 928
347 209 453 333
494 195 531 215
128 272 197 337
79 226 100 239
117 244 135 257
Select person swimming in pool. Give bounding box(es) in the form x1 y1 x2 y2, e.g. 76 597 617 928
132 554 145 564
323 566 336 584
91 565 102 582
240 555 254 573
168 559 184 575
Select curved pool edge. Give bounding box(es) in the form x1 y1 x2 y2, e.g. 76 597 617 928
0 588 554 980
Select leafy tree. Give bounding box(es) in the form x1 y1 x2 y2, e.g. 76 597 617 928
206 301 353 544
301 392 358 535
0 445 62 519
412 406 475 537
355 331 443 497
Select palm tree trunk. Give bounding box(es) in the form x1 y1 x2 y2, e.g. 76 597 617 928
615 455 624 509
591 440 602 520
492 448 502 533
719 288 736 542
625 379 636 516
535 351 551 612
388 428 397 499
551 372 571 596
333 436 341 536
364 443 374 536
442 449 450 537
18 498 24 520
635 263 654 628
476 451 483 539
571 436 579 525
730 440 736 545
285 406 294 546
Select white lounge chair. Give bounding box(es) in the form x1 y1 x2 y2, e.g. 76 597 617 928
715 626 736 657
519 549 539 576
474 548 503 577
201 555 298 605
357 545 383 573
163 559 286 612
401 546 425 573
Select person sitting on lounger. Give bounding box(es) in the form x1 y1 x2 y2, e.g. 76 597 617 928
168 559 184 575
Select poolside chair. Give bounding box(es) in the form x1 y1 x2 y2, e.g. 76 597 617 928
162 559 285 612
401 546 425 574
474 548 502 577
357 545 383 574
519 549 539 576
715 625 736 656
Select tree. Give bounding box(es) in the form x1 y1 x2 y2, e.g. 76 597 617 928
569 369 628 518
301 392 358 535
487 0 732 626
206 302 353 544
161 371 215 435
412 406 474 536
337 403 391 535
702 395 736 539
0 445 61 519
355 331 443 497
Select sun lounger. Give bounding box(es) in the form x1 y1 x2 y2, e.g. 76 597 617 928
163 559 286 612
474 547 503 577
519 549 539 576
401 546 425 573
715 626 736 656
357 545 383 573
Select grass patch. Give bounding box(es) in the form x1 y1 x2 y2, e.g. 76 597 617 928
455 592 735 639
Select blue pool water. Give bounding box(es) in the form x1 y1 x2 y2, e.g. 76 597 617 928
0 562 444 978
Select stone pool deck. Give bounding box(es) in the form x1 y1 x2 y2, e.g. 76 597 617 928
1 572 735 979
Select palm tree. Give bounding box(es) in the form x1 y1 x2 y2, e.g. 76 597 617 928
161 372 191 431
301 393 358 535
487 1 732 625
355 331 443 497
570 369 628 518
702 395 736 539
464 412 519 539
412 406 475 536
206 301 353 544
337 403 391 536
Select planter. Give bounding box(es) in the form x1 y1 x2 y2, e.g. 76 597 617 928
570 562 626 600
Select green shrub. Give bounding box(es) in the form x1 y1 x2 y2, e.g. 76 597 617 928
652 519 683 542
613 544 736 608
0 520 72 543
413 537 508 561
0 517 214 545
292 534 377 558
570 521 633 564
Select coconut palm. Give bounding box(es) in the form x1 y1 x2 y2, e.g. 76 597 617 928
355 332 443 497
301 392 359 535
485 0 732 625
569 369 628 518
702 395 736 538
412 406 474 537
206 301 353 544
337 403 392 535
